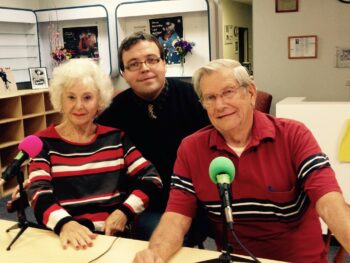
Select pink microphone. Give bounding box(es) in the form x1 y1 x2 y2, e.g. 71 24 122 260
18 135 43 158
1 135 43 185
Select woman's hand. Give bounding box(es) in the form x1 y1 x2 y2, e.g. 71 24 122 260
11 185 20 200
59 221 97 250
103 209 128 236
11 179 28 199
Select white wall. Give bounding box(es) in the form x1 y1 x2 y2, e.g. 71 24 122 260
253 0 350 115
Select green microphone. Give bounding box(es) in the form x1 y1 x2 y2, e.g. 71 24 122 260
209 157 235 229
209 156 235 184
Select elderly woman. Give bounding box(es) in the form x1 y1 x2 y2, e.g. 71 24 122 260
26 59 162 250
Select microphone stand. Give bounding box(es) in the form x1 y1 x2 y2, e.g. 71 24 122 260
197 216 256 263
5 169 49 250
198 187 256 263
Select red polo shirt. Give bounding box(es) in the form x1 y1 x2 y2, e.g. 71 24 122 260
167 111 341 262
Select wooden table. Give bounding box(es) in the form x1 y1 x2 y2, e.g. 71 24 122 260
0 219 281 263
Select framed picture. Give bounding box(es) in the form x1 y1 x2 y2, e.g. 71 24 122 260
63 26 99 60
276 0 299 13
288 35 317 59
29 67 49 89
149 16 183 65
224 25 234 45
335 47 350 68
0 66 17 93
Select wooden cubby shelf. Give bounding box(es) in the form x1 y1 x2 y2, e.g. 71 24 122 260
0 89 62 197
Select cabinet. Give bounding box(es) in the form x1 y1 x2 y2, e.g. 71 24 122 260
0 8 40 83
0 89 61 197
35 5 111 78
276 97 350 233
116 0 210 77
1 6 111 82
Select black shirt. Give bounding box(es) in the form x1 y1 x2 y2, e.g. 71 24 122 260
96 78 210 211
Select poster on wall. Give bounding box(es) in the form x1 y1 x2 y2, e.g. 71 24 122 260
0 67 17 93
63 26 99 60
149 16 183 64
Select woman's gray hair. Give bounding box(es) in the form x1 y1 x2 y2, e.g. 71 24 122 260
49 58 114 112
192 59 253 98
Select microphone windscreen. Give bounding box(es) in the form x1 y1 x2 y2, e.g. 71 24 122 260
209 156 235 184
18 135 43 158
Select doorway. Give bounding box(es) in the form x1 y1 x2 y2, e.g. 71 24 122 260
238 27 248 62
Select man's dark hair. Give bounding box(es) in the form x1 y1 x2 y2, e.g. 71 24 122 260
118 31 165 72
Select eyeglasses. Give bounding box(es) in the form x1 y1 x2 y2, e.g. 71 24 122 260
201 86 243 108
125 56 162 71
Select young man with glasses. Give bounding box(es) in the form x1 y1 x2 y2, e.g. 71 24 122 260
134 59 350 263
96 32 210 241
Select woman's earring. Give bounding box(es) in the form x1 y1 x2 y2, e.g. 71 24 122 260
96 106 102 116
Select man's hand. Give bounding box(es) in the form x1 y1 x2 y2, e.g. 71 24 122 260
133 248 164 263
103 209 128 236
316 192 350 254
59 221 97 250
132 212 192 263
